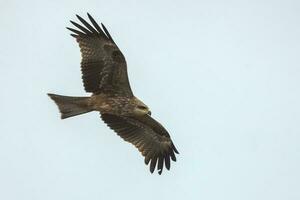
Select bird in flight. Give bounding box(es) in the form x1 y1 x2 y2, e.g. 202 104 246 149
48 13 179 175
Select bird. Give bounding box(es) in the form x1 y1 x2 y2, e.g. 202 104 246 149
48 13 179 175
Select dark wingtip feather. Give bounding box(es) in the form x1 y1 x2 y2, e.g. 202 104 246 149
70 20 92 35
87 13 95 21
170 150 176 161
101 23 114 42
66 27 84 35
157 156 164 174
165 155 171 170
144 157 151 165
69 20 76 25
76 14 98 34
172 143 179 154
86 13 103 34
149 157 157 173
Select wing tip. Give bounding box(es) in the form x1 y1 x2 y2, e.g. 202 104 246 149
70 34 77 38
69 13 114 41
146 149 177 174
172 143 179 154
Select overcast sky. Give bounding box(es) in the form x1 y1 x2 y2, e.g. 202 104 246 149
1 0 300 199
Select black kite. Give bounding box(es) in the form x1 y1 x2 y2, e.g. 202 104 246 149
48 13 179 175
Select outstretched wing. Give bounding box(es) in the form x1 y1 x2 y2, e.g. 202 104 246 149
67 13 133 97
101 113 179 175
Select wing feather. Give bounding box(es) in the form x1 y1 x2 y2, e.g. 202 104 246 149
66 27 85 35
150 157 158 173
101 23 114 42
165 154 170 170
87 13 107 37
157 156 164 174
70 20 92 35
76 14 98 34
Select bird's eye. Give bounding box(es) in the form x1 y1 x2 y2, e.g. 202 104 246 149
137 105 147 110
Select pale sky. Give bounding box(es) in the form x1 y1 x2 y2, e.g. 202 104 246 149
1 0 300 200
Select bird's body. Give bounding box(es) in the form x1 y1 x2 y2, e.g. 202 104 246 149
90 94 149 116
90 94 134 115
48 13 178 174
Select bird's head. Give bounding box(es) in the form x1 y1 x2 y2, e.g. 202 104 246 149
132 98 151 116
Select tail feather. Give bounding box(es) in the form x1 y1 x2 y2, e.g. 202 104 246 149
48 93 92 119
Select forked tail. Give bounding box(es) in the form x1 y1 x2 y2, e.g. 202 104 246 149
48 93 92 119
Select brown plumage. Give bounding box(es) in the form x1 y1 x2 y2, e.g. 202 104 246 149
48 13 179 175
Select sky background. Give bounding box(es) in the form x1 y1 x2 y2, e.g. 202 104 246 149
0 0 300 199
